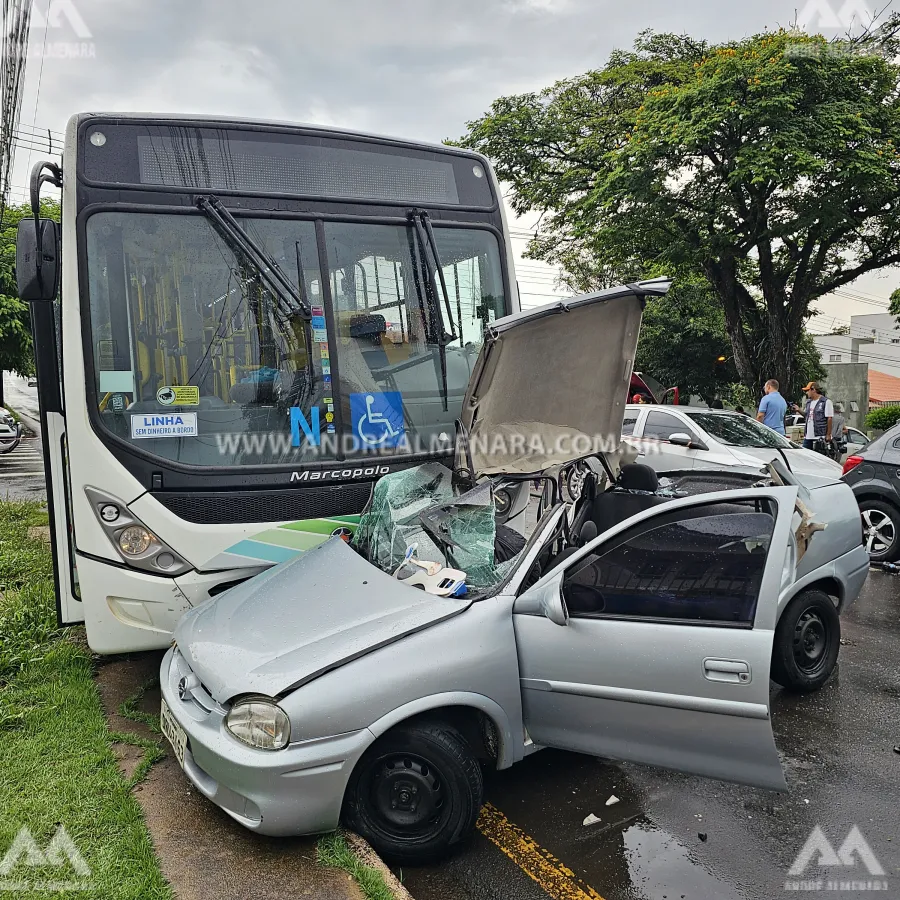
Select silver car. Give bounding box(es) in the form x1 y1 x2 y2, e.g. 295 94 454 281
160 282 869 863
624 405 844 479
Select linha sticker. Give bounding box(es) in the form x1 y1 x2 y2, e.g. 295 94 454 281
131 413 198 439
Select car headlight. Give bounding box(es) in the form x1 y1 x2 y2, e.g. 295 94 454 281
118 526 153 555
226 698 290 750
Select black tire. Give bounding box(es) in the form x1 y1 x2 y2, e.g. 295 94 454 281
858 499 900 562
342 721 483 865
771 589 841 693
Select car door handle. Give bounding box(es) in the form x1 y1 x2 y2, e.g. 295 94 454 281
703 658 751 684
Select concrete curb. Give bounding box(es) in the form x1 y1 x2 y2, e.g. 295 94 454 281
344 832 415 900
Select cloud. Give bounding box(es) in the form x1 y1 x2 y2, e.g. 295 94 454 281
17 0 896 313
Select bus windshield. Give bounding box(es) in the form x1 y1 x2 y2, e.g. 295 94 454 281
85 212 506 467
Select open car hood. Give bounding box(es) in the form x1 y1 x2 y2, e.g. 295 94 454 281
174 538 471 702
457 279 670 478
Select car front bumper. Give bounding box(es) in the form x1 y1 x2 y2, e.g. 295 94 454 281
159 647 373 836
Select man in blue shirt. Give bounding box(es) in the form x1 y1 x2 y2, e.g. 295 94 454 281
756 379 787 435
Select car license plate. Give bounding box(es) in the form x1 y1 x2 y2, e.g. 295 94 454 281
160 698 187 769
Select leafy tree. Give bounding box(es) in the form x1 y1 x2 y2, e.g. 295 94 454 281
865 404 900 430
635 282 736 404
460 26 900 399
890 287 900 324
0 200 60 377
636 281 825 405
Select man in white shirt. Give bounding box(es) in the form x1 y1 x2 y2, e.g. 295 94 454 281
795 382 833 452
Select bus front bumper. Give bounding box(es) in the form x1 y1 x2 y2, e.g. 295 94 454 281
159 647 372 836
76 554 266 654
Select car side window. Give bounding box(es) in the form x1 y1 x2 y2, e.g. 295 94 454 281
642 411 695 443
562 500 776 625
622 412 639 437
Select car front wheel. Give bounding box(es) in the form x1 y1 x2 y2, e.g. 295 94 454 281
858 499 900 561
771 589 841 693
342 721 483 865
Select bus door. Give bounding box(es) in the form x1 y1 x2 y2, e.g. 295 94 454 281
31 298 83 624
18 193 83 626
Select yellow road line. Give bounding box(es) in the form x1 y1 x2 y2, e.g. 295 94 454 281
476 802 606 900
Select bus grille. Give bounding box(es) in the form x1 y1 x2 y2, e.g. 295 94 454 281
151 483 375 525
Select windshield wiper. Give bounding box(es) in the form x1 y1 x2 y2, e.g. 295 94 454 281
196 195 311 320
408 208 458 411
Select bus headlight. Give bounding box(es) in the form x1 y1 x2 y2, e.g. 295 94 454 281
86 486 192 576
226 698 290 750
118 526 153 555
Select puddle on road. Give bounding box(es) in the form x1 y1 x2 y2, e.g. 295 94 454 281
478 750 748 900
619 820 745 900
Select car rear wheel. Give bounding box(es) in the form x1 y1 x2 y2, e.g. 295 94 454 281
342 721 483 865
858 499 900 561
771 589 840 693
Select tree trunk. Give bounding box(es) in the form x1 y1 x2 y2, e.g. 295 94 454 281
703 258 761 395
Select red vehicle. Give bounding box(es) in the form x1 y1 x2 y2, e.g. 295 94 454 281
630 371 679 405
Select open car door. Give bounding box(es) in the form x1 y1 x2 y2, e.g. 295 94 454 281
512 486 796 791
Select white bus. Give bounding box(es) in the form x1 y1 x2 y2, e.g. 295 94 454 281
16 113 519 653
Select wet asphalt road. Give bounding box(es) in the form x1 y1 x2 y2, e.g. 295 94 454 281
399 572 900 900
1 374 46 502
0 435 47 501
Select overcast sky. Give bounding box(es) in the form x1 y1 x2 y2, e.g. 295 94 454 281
11 0 900 325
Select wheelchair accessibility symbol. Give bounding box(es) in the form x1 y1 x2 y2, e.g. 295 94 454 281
350 392 405 448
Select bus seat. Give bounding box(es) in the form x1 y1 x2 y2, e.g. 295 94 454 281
349 314 386 340
383 340 411 364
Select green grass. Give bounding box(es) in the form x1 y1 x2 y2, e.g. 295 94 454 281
0 499 172 899
317 832 397 900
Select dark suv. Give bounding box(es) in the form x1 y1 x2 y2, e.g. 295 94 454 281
842 423 900 561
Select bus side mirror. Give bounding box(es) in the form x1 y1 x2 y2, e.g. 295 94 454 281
16 218 60 301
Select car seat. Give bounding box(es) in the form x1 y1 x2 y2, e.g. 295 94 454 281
587 463 667 536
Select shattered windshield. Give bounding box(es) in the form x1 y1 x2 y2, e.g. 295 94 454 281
353 463 527 593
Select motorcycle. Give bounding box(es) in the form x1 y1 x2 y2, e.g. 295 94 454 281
0 407 22 454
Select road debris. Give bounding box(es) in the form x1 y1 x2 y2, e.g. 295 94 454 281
605 795 620 807
582 813 602 827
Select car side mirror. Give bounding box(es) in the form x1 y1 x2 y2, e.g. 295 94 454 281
539 573 569 626
16 218 60 301
669 432 708 451
514 571 569 626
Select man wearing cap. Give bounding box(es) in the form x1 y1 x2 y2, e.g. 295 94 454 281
794 382 833 452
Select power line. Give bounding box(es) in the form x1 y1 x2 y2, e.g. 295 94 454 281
0 0 34 221
23 4 50 190
15 120 63 138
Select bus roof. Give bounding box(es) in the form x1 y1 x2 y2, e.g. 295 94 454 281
67 111 487 161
